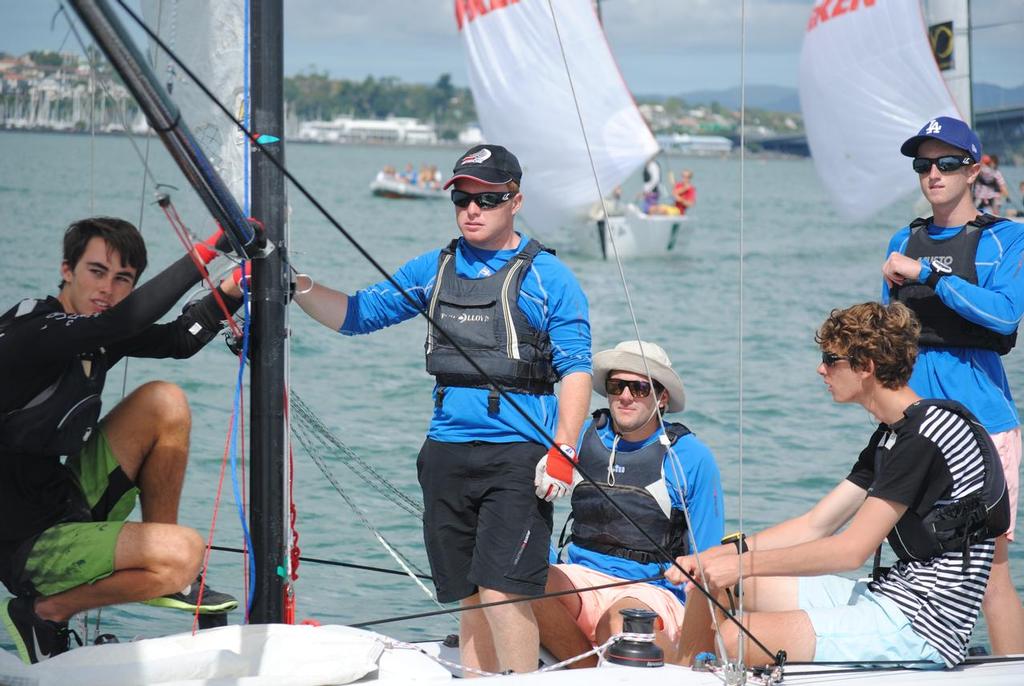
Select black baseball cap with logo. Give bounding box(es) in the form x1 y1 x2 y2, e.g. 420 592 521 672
443 144 523 189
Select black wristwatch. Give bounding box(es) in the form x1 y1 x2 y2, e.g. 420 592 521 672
721 531 748 554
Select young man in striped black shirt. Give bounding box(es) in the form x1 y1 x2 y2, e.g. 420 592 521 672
668 301 1008 668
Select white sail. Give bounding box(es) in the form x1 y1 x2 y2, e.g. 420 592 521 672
455 0 658 233
798 0 960 221
142 0 249 209
923 0 972 122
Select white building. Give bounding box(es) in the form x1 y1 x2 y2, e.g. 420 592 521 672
297 115 437 145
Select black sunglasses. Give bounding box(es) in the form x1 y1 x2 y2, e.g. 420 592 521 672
605 378 653 398
912 155 974 174
450 189 514 209
821 351 849 367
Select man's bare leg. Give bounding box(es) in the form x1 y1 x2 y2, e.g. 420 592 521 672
478 586 539 673
101 380 192 524
983 535 1024 654
532 566 594 667
33 522 203 622
460 593 498 677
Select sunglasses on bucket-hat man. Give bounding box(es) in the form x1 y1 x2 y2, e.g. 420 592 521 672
592 340 686 413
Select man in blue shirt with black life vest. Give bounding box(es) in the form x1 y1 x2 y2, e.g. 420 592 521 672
294 144 592 675
881 116 1024 655
533 340 723 666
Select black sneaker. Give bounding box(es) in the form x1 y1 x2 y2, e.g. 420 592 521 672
142 577 239 614
0 596 78 664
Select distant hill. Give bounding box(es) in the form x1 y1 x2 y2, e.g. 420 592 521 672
644 82 1024 114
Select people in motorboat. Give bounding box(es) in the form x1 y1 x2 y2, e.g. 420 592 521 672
882 116 1024 655
0 218 244 664
672 169 696 216
532 340 723 667
400 162 418 186
293 144 592 675
669 301 1009 669
374 164 398 183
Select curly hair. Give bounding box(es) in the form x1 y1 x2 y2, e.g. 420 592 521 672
815 302 920 390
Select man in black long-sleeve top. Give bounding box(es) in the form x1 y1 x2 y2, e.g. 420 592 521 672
0 217 243 663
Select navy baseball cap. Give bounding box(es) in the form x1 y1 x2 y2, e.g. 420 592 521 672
443 144 522 189
900 116 982 160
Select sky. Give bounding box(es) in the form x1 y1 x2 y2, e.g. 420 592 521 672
2 1 1022 95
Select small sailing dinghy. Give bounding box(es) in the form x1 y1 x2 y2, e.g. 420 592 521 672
7 1 1024 684
455 0 687 260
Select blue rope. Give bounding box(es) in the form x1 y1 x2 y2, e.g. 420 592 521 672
228 262 256 617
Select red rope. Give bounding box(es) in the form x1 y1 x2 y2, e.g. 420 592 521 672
191 381 240 635
160 199 242 338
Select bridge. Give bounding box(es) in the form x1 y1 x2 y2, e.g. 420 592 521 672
742 107 1024 160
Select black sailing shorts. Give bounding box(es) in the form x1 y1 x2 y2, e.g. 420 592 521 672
416 438 554 603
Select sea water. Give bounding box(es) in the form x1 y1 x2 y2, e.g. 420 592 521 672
0 130 1021 649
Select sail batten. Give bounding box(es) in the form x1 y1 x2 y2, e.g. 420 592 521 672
456 0 657 232
799 0 961 221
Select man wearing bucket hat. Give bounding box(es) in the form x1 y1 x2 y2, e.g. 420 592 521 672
880 116 1024 654
294 144 592 674
533 340 723 666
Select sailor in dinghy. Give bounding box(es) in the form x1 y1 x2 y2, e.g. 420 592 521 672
294 144 593 675
0 218 245 664
669 302 1008 669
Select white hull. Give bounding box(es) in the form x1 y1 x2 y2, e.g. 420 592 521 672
3 622 1022 685
564 204 689 259
369 177 447 200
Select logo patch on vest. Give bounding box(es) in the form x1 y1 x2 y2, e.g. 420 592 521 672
441 311 490 324
930 256 953 274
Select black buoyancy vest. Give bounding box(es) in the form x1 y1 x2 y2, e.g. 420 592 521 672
0 299 106 457
425 238 558 395
882 400 1010 566
892 214 1016 354
570 409 691 563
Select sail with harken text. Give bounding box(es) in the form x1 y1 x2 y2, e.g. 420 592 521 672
799 0 962 221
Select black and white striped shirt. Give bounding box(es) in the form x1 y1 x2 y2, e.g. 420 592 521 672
848 403 996 667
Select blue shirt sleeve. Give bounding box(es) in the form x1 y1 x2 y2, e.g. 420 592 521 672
933 221 1024 335
520 252 592 378
665 433 724 553
340 249 441 335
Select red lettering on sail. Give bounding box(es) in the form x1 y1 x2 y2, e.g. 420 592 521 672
806 0 875 32
455 0 520 31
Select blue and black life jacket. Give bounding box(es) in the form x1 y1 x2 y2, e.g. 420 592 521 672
424 238 558 411
568 409 690 564
892 214 1016 354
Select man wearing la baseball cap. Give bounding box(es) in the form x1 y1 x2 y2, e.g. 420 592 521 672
293 144 592 674
882 116 1024 655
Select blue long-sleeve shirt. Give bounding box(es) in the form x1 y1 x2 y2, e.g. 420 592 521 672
883 217 1024 433
341 233 591 444
565 418 724 603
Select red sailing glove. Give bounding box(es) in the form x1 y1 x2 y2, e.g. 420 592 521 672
194 227 227 265
534 443 578 502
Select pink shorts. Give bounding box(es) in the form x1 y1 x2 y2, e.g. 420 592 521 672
991 428 1021 541
553 564 685 645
